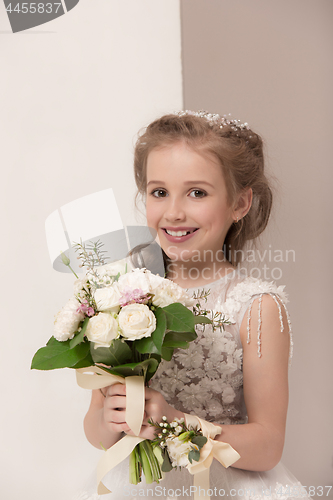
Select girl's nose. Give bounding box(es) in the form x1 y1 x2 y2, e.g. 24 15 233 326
165 198 186 222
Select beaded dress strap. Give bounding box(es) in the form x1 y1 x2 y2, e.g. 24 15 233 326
246 292 293 365
220 277 293 366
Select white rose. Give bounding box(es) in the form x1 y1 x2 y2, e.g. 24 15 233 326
94 285 121 313
118 303 156 340
117 268 152 295
166 437 192 467
146 271 165 289
86 313 119 348
152 279 195 308
54 297 85 341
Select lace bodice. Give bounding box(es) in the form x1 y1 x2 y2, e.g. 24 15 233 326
151 271 292 424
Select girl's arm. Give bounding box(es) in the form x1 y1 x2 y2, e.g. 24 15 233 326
214 294 290 471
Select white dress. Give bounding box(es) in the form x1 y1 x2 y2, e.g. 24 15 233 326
75 271 311 500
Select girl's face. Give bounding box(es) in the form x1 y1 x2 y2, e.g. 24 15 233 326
146 141 235 268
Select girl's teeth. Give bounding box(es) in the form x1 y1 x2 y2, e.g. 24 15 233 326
166 229 189 237
165 229 197 237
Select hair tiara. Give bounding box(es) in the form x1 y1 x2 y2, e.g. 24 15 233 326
174 110 250 133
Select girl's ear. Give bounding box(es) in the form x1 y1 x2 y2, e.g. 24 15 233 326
233 188 252 220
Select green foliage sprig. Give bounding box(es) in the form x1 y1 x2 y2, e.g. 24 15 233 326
73 239 108 276
192 289 232 332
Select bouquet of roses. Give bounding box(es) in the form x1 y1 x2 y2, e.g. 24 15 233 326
31 240 215 487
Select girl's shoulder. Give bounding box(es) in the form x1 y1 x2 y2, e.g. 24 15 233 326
221 275 293 364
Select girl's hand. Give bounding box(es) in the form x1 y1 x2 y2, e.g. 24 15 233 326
102 383 184 440
136 386 185 440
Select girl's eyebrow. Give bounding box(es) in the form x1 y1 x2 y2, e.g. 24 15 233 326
183 181 214 187
147 180 165 186
147 180 214 187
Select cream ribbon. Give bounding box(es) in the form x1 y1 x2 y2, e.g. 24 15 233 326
76 367 146 494
185 414 241 500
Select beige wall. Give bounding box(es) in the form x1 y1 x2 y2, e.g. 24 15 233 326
181 0 333 488
0 1 182 499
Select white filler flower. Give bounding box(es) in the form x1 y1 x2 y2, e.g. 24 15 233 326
118 303 156 340
54 297 85 341
86 313 119 348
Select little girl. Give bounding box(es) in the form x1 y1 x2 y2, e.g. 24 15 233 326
82 111 308 500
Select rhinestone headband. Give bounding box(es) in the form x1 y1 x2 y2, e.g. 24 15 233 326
174 110 250 132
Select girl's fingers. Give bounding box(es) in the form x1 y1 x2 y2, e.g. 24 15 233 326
107 409 126 424
105 395 126 410
103 384 164 436
107 421 131 433
106 383 126 397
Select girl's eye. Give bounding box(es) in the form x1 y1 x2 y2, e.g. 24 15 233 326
189 189 206 198
151 189 168 198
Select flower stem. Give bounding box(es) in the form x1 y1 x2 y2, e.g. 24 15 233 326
129 446 141 484
68 264 79 279
139 441 162 484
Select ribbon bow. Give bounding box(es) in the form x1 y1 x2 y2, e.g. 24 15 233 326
184 414 241 500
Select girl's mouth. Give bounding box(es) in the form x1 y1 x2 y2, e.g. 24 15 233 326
162 227 199 242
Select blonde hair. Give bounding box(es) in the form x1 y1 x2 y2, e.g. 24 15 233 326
134 113 272 266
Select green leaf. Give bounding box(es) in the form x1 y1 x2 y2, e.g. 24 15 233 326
90 339 132 366
69 318 89 348
134 337 160 355
161 346 174 361
70 350 94 369
161 450 173 472
152 444 163 466
151 308 167 352
100 358 159 380
160 330 197 353
163 331 197 343
162 303 195 333
194 315 212 325
31 340 91 370
46 336 61 346
188 449 200 463
162 339 189 349
145 359 160 381
191 436 207 449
